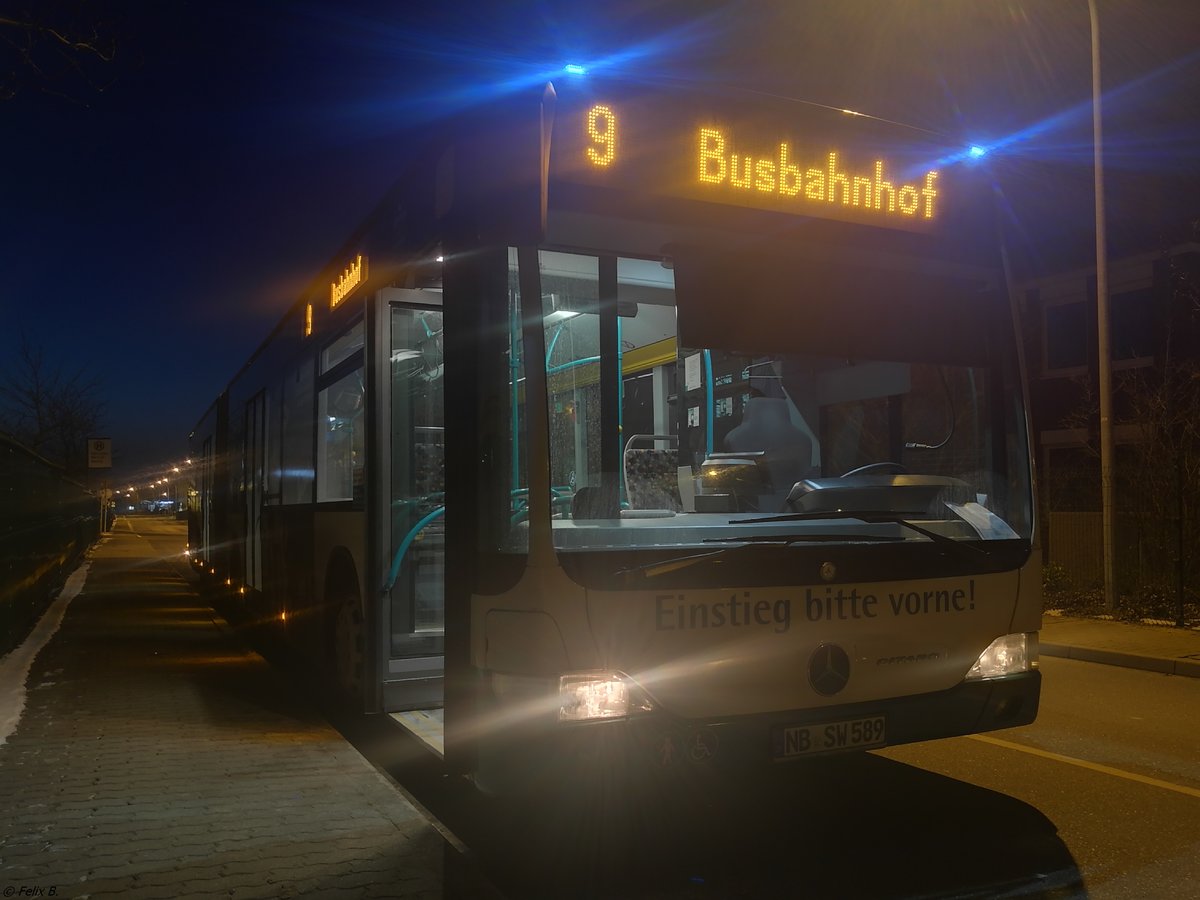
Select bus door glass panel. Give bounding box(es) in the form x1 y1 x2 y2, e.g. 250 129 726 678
499 250 681 547
388 305 445 656
316 320 365 503
616 257 679 512
495 250 530 552
538 251 601 522
243 390 266 589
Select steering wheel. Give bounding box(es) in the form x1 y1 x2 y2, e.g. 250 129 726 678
841 461 907 478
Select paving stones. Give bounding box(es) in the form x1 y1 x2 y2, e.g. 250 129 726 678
0 523 460 899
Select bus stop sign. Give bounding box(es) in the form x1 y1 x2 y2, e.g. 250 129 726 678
88 438 112 468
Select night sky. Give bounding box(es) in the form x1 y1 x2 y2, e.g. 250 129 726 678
3 0 1198 481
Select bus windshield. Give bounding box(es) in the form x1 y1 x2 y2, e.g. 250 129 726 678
501 247 1032 558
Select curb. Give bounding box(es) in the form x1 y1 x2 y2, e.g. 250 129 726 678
1041 642 1200 678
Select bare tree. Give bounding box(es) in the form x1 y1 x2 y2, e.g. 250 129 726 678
1052 231 1200 623
0 334 106 473
0 3 118 102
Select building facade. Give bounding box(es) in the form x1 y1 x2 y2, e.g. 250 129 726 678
1022 240 1200 596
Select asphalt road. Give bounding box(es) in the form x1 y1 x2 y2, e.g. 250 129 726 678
879 657 1200 900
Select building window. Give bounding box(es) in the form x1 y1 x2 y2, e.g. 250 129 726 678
1044 301 1089 373
1111 288 1153 362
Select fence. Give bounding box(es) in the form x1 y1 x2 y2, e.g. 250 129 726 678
1045 510 1197 626
0 432 100 657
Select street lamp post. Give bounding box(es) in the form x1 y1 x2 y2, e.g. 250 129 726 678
1088 0 1116 611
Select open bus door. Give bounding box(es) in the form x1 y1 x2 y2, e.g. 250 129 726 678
377 288 447 750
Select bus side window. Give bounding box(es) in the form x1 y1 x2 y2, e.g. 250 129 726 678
282 356 315 504
316 369 364 502
316 319 366 504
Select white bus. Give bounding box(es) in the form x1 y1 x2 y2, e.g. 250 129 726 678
189 76 1040 794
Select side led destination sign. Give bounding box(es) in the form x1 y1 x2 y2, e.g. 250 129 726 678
331 254 367 309
556 95 946 233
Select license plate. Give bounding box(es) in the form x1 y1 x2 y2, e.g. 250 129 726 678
772 715 886 760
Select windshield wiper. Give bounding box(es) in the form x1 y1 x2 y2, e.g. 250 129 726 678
618 533 902 580
618 548 739 580
701 533 903 544
730 510 990 558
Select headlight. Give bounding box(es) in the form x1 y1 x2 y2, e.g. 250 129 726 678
966 633 1038 680
558 672 654 723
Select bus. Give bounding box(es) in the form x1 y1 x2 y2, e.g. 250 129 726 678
188 76 1040 795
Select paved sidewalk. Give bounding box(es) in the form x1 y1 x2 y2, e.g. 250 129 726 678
1041 612 1200 678
0 520 496 899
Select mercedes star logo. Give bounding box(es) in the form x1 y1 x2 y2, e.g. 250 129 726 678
809 643 851 696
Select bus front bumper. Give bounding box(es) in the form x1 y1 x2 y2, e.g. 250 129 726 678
549 670 1041 777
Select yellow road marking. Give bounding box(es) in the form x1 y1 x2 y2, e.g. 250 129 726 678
969 734 1200 800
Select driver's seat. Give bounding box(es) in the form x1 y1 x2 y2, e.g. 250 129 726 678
724 397 812 492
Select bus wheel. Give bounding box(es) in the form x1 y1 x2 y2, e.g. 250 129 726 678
330 591 365 707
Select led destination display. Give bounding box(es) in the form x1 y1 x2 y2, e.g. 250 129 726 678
555 92 946 233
